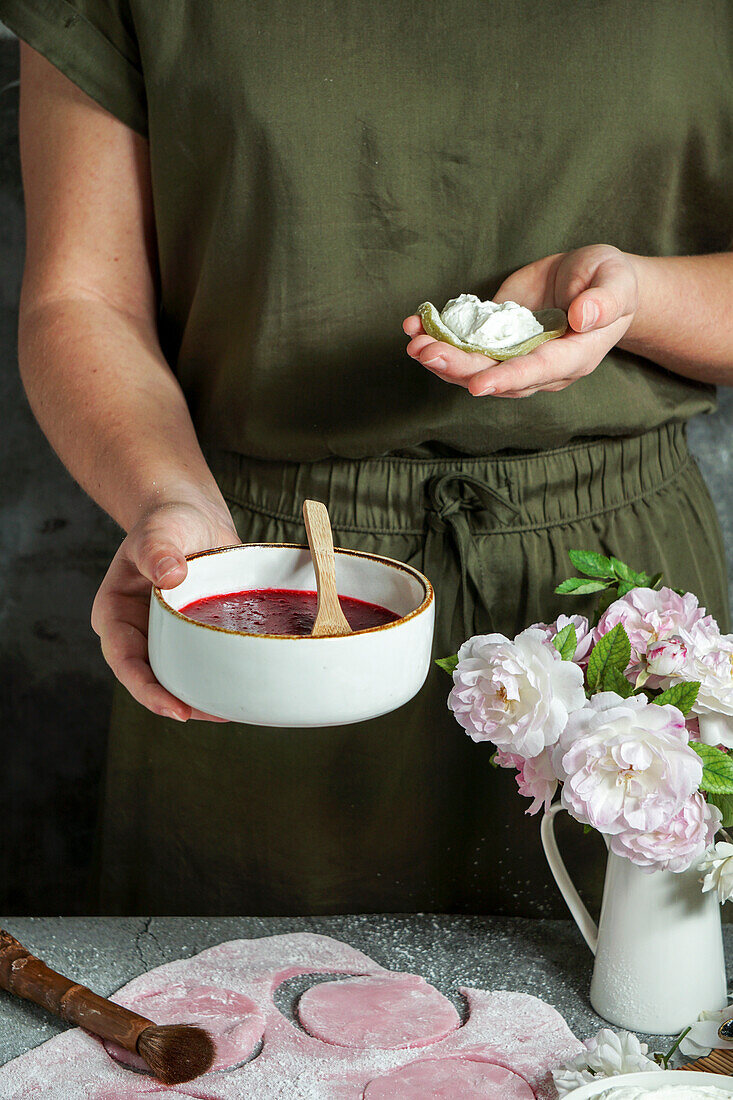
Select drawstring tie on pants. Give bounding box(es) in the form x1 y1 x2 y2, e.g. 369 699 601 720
424 471 522 647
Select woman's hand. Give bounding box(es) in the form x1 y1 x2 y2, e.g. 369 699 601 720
403 244 639 398
91 496 241 722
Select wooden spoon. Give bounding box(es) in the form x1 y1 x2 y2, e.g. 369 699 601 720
302 499 352 637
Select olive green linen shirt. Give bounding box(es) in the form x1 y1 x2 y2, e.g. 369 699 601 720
1 0 729 460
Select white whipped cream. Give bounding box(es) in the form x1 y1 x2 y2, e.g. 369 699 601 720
597 1085 732 1099
439 292 543 351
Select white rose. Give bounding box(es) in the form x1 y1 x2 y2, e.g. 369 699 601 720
552 1028 661 1097
686 631 733 747
448 627 586 759
699 840 733 904
653 624 733 747
552 692 702 836
679 1002 733 1058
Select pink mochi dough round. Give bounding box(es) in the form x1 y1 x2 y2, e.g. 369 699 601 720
297 974 460 1049
103 983 265 1074
364 1057 536 1098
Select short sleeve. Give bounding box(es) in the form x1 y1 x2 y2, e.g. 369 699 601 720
0 0 147 136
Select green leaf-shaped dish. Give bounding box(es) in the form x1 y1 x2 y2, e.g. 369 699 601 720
418 301 568 361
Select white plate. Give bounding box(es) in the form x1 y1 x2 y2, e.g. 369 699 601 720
562 1069 733 1098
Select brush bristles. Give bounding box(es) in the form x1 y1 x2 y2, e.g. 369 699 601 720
137 1024 216 1085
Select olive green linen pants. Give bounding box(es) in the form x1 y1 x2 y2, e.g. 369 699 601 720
95 422 730 916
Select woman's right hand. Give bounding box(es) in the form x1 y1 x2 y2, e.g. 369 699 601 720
91 497 241 721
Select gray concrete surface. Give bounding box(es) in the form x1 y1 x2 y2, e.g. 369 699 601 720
0 916 719 1068
1 33 733 915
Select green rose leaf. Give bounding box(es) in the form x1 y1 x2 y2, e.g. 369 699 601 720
435 655 458 676
616 580 636 598
598 664 633 698
609 556 637 583
586 623 631 693
692 743 733 794
609 556 652 587
707 791 733 828
568 549 615 580
555 577 612 596
652 681 700 717
552 622 577 661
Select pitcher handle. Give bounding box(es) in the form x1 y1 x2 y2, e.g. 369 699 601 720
540 802 598 955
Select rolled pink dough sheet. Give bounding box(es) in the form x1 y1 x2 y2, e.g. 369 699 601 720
104 984 265 1072
364 1057 536 1098
298 974 460 1049
0 932 583 1099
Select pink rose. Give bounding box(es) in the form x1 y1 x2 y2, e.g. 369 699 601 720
493 749 524 769
515 750 558 815
662 627 733 749
493 747 558 816
593 587 716 684
529 613 594 665
552 692 703 835
685 715 702 742
448 627 586 758
609 793 721 873
646 639 688 680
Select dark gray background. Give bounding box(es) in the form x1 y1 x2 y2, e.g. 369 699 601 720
1 32 732 915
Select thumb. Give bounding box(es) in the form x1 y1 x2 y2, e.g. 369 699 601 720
129 524 189 588
567 258 636 334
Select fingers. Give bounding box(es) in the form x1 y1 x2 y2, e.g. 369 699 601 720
92 545 229 723
129 524 189 588
405 331 500 384
95 601 228 723
560 249 638 333
466 318 628 397
98 613 192 720
567 282 633 334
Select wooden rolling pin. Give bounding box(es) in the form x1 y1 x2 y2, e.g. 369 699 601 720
0 929 215 1085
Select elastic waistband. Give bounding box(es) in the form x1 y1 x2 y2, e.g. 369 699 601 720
208 421 692 536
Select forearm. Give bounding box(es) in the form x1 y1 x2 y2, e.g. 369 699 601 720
620 252 733 384
18 294 229 532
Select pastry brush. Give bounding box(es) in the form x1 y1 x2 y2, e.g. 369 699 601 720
0 929 215 1085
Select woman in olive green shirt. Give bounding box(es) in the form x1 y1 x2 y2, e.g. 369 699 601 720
2 0 733 915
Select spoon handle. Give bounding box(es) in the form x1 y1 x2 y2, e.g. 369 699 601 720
302 500 352 637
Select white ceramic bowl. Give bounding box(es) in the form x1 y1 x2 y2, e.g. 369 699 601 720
562 1069 733 1098
148 543 435 726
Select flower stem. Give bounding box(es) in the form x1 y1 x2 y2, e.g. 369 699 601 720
654 1027 691 1069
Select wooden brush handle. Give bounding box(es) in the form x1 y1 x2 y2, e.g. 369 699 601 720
0 930 153 1052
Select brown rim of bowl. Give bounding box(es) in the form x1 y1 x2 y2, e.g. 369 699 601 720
152 543 434 640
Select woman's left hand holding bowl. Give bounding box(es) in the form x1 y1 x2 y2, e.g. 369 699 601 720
91 495 241 722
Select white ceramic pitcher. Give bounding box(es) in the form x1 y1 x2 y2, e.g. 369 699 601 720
541 802 727 1034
